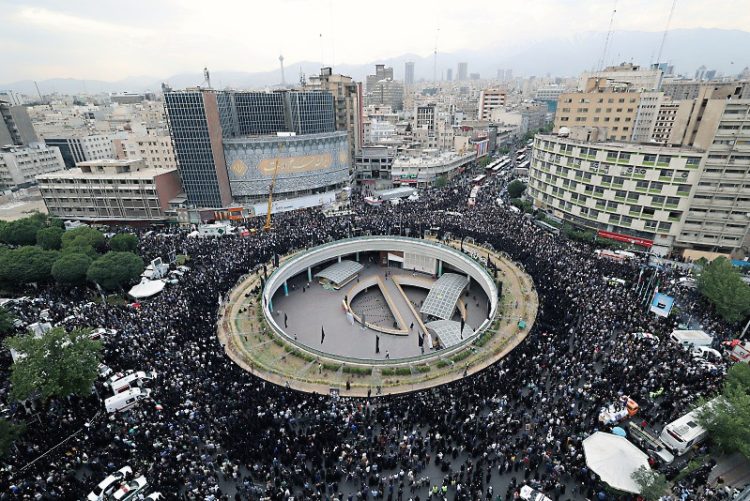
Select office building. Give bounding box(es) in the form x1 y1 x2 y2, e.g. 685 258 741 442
0 91 25 106
577 63 662 92
365 65 403 111
478 89 507 120
164 88 347 210
1 101 39 147
354 145 396 189
457 63 468 82
391 149 475 187
307 67 364 157
114 134 177 170
414 104 437 148
0 144 65 190
37 158 182 223
43 134 114 168
662 80 703 101
405 62 415 86
366 65 394 92
446 69 453 82
555 89 641 142
529 135 705 255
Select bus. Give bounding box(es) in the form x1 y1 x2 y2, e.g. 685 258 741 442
517 160 531 170
659 398 721 455
472 174 487 185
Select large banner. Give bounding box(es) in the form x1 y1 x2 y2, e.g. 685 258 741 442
650 292 675 317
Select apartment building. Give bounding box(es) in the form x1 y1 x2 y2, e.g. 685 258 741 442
0 144 65 190
478 89 507 121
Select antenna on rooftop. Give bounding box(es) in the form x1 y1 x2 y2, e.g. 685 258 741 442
597 1 617 71
655 0 677 66
433 27 440 83
279 55 286 86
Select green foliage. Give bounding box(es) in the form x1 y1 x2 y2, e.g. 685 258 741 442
109 233 138 253
697 257 750 323
0 218 44 246
478 157 492 168
342 366 372 375
0 247 60 285
434 176 448 188
86 251 144 291
0 418 25 458
696 364 750 458
510 198 533 213
562 224 596 243
36 226 64 250
4 327 103 402
507 180 527 199
0 307 15 335
51 252 93 286
175 255 190 266
631 465 669 501
61 226 106 256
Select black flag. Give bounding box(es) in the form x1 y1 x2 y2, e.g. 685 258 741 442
376 335 380 353
321 326 325 344
284 313 288 328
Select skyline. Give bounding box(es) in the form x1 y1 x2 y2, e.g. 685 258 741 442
2 0 750 83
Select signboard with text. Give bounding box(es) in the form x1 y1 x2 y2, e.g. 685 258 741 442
597 230 653 248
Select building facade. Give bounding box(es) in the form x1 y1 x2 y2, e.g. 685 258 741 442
478 89 507 121
457 63 468 82
404 62 415 86
577 63 662 92
354 145 396 189
115 134 177 170
43 134 114 168
555 91 641 141
164 88 338 208
1 101 39 147
307 67 363 158
529 134 705 255
0 144 65 190
391 150 475 187
37 158 182 223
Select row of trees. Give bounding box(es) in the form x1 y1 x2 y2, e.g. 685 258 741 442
0 214 143 291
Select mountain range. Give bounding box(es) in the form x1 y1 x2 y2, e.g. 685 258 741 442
2 28 748 95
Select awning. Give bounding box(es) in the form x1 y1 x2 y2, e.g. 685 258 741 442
128 279 166 299
583 432 651 494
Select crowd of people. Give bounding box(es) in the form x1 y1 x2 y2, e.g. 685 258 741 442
0 159 742 500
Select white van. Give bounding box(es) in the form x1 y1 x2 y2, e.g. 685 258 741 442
671 329 713 348
659 398 719 455
105 388 151 413
108 371 157 394
692 346 722 363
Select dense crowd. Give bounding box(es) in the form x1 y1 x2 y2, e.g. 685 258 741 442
0 162 742 500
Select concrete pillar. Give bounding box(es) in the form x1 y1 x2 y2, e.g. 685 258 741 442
307 267 312 282
283 281 289 297
356 252 360 262
338 255 342 263
438 260 443 276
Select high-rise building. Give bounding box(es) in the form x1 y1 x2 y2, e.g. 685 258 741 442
446 69 453 82
404 62 415 86
165 88 348 209
555 89 641 142
478 89 507 120
43 134 114 168
0 100 39 147
457 62 468 81
114 134 177 170
307 67 364 158
366 65 394 92
365 65 403 111
0 144 65 190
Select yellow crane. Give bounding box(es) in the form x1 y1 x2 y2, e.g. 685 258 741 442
263 153 282 232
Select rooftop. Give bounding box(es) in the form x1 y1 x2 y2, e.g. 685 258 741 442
420 273 469 320
537 134 704 155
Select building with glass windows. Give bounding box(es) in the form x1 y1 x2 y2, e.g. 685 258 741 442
164 88 340 209
529 134 705 255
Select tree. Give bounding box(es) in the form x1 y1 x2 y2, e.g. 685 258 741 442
0 418 25 458
52 252 93 287
434 176 448 188
510 198 533 213
4 327 102 402
0 247 60 285
0 306 15 335
696 364 750 458
697 257 750 323
61 226 106 255
36 226 64 250
631 465 669 501
507 180 527 199
87 251 144 291
109 233 139 253
0 218 44 246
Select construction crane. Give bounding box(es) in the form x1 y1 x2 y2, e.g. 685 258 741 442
263 152 282 232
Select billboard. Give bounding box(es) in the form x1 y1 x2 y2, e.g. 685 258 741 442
650 292 675 317
597 230 653 248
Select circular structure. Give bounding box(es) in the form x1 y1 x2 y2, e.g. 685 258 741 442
219 237 538 395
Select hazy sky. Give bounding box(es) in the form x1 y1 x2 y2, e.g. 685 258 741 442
2 0 748 82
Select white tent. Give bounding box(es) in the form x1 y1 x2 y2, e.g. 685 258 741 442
128 278 166 299
582 432 651 494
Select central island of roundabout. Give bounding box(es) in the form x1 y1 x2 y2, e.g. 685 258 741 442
218 236 538 396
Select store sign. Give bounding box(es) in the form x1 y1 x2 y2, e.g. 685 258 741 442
597 230 653 248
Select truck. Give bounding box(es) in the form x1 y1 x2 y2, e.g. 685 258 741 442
659 398 721 456
670 329 713 349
